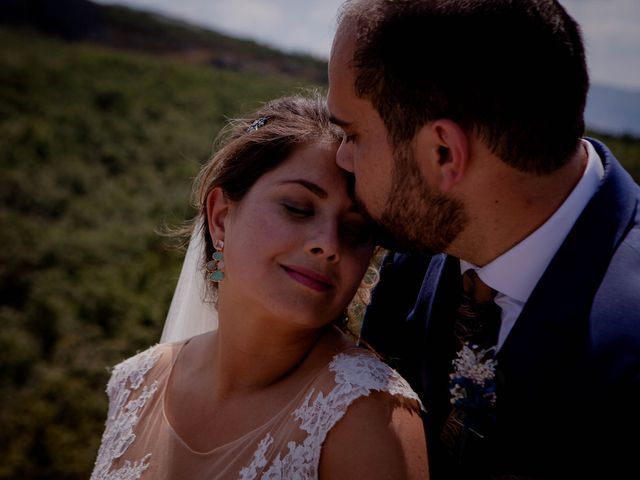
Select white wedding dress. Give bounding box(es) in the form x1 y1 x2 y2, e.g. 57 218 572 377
90 339 422 479
91 219 423 478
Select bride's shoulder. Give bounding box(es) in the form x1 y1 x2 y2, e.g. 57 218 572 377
318 348 428 478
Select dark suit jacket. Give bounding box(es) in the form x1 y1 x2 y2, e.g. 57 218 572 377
362 139 640 479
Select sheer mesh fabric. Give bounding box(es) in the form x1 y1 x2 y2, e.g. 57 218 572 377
92 341 422 479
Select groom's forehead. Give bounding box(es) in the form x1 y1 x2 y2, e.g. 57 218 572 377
330 20 357 73
328 28 363 115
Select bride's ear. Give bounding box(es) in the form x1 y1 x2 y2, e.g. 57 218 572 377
206 187 231 242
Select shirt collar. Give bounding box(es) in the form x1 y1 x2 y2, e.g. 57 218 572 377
460 139 604 302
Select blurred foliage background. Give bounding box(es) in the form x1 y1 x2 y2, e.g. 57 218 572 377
0 20 313 480
1 2 639 479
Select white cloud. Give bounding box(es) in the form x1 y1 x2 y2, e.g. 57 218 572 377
561 0 640 90
211 1 285 40
94 0 341 57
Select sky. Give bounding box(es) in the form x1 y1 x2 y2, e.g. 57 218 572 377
94 0 640 91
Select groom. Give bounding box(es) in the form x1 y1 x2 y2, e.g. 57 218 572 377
328 0 640 478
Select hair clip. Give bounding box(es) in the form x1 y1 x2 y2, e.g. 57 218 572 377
246 116 270 133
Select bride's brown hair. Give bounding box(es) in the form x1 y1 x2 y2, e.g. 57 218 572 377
194 93 341 267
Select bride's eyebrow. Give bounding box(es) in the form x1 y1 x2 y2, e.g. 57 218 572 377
278 179 328 199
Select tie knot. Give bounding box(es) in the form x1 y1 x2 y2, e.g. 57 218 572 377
463 270 497 304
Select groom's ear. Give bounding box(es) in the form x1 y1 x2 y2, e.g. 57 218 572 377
414 119 469 193
206 187 231 242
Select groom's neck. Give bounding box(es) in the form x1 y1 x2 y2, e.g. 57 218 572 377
447 141 588 267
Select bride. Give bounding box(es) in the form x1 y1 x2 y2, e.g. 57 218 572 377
91 94 428 479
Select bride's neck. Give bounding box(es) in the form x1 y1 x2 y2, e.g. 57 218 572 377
190 313 343 399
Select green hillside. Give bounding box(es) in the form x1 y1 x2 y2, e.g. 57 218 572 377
586 131 640 181
0 29 314 479
1 0 327 83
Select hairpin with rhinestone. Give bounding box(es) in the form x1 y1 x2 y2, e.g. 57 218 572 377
245 116 269 133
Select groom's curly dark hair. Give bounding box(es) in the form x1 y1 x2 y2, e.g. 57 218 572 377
339 0 589 174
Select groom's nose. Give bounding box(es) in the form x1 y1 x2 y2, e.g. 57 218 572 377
336 139 354 173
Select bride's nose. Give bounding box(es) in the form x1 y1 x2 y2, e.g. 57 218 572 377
306 223 340 263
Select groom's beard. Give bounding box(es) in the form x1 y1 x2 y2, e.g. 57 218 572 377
365 144 468 255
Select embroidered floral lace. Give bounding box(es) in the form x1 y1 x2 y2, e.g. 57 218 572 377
91 346 162 480
91 343 421 480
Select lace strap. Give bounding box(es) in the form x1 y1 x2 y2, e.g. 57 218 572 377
295 350 422 434
269 350 423 478
91 345 163 480
106 345 162 419
239 350 424 480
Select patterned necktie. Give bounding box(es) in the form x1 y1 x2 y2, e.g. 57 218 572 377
441 269 502 465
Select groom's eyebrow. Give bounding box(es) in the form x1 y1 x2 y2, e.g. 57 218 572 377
279 179 328 199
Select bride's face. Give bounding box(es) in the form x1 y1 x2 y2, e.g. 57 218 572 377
208 141 374 329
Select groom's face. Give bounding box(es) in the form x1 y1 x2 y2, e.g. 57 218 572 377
328 26 467 253
327 27 396 228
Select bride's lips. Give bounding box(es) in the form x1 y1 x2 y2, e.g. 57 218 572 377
282 265 335 292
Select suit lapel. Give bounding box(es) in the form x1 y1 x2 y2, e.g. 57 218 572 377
411 254 461 427
497 139 638 399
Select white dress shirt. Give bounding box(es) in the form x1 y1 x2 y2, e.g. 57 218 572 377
460 140 605 351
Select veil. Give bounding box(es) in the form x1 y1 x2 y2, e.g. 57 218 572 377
160 216 219 343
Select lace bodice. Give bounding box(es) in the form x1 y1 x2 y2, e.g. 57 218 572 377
91 342 422 479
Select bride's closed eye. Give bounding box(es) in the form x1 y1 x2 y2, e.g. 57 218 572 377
281 200 314 218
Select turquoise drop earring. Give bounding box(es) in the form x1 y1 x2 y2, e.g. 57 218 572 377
207 239 225 282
